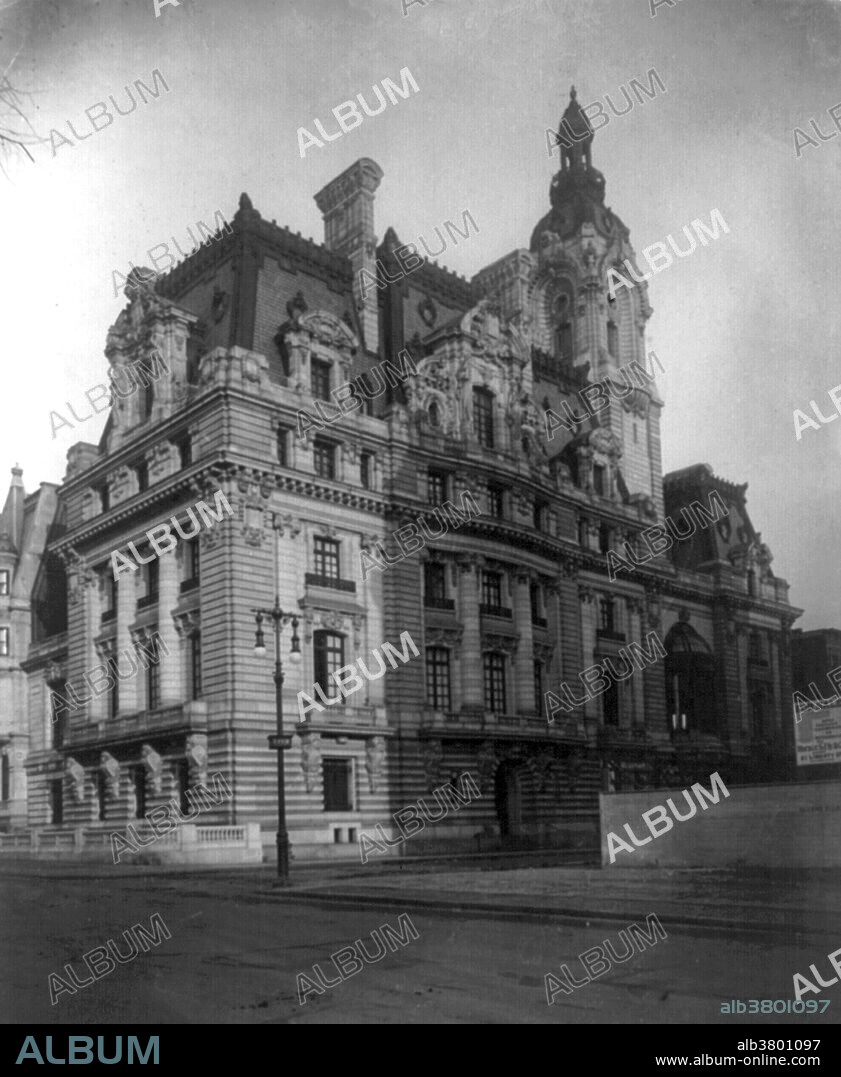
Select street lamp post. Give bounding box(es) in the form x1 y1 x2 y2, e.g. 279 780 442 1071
253 598 300 883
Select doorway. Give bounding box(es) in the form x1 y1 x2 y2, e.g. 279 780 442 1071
494 761 522 837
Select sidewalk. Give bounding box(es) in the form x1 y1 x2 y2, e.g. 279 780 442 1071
4 852 837 939
264 864 841 939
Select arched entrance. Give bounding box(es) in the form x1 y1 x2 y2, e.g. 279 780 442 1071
494 761 522 837
664 621 717 735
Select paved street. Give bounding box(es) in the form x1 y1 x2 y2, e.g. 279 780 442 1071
1 864 837 1025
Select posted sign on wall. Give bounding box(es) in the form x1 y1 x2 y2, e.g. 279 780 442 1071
795 704 841 765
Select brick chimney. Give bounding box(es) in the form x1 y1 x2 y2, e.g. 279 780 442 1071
314 157 383 355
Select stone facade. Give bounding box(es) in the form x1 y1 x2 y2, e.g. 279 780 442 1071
5 92 801 860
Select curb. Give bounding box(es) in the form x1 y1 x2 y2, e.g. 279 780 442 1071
254 887 835 940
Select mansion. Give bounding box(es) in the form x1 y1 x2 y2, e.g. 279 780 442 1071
0 90 800 860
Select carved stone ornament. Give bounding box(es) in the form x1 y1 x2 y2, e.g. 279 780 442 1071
365 736 387 794
418 295 437 327
185 733 208 786
426 626 463 652
47 661 66 685
534 641 555 664
527 752 554 793
173 610 200 639
65 757 86 804
299 732 322 793
588 426 623 459
273 513 302 539
482 633 519 656
476 740 498 792
211 286 229 324
141 744 164 795
99 752 121 798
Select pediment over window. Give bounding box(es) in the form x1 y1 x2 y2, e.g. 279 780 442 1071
298 310 359 352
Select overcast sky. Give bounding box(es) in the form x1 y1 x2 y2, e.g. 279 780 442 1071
1 0 838 630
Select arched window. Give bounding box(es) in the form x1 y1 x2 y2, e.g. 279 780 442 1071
607 320 619 358
428 401 440 428
314 630 345 702
552 283 575 361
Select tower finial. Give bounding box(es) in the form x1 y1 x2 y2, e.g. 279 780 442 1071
570 85 577 100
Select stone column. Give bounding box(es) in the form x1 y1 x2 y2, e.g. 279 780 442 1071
157 548 181 705
85 577 105 723
458 557 484 712
92 638 114 724
545 581 562 687
116 569 137 715
513 572 534 713
627 598 644 729
578 585 597 719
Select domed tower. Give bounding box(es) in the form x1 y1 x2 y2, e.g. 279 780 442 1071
529 86 664 517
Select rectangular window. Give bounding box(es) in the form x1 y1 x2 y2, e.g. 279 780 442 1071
190 633 202 699
424 562 447 603
599 524 611 554
603 679 619 725
481 571 502 608
147 559 159 603
109 657 119 719
473 387 495 448
176 760 190 815
593 464 606 497
530 582 544 624
147 635 161 710
50 780 63 825
314 537 341 580
487 484 504 518
314 631 345 701
311 359 332 401
599 597 616 634
426 647 452 710
51 685 68 749
96 771 108 821
0 626 8 656
313 439 336 480
607 321 619 358
360 452 372 490
136 461 149 493
323 758 353 812
277 426 289 467
534 500 548 532
133 767 147 819
483 653 506 714
183 540 200 587
534 661 544 713
104 573 117 614
428 469 447 506
176 435 192 469
96 483 110 513
0 569 8 596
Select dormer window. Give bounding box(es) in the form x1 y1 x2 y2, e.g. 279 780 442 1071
311 359 331 401
473 387 495 448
